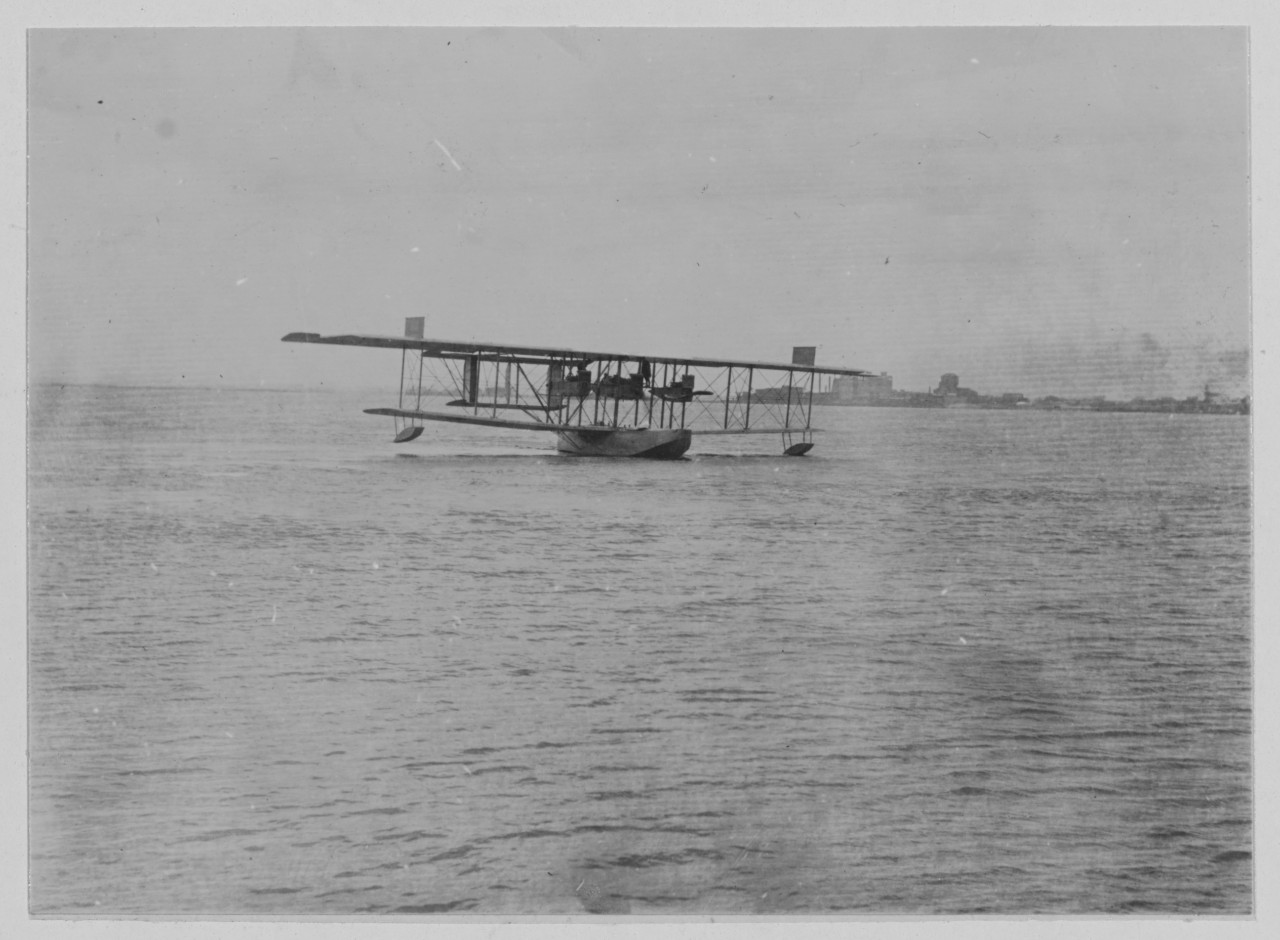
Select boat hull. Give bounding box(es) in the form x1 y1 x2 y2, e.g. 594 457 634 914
555 428 692 459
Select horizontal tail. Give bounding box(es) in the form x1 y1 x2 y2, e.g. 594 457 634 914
365 407 569 433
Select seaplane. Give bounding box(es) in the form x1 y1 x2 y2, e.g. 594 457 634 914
283 318 872 459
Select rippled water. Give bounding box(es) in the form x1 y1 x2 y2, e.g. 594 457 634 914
27 384 1251 915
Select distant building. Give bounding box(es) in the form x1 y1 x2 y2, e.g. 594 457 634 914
933 373 1027 407
831 372 894 403
934 372 979 403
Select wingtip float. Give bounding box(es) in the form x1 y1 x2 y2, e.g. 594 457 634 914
283 319 872 458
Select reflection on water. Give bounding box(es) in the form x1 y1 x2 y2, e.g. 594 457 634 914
28 385 1251 914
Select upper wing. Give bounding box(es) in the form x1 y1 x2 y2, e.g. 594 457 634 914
281 331 872 377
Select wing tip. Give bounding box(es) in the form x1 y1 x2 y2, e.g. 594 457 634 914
282 332 321 343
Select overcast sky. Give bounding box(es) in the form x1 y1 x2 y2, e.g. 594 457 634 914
27 26 1248 398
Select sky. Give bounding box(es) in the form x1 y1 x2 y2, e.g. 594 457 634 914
27 26 1250 399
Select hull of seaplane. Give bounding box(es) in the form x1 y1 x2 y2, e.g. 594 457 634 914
555 427 692 459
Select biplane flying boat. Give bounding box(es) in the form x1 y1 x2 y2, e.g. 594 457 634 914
283 318 872 459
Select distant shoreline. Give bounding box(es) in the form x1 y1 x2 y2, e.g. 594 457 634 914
29 382 1251 415
814 399 1249 416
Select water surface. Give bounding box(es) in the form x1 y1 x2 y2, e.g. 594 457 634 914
28 385 1251 914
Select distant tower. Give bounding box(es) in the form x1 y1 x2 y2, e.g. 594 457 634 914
937 373 960 395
